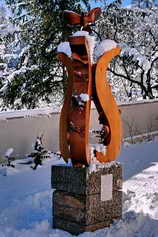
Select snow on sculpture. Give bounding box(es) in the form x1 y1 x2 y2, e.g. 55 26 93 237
57 7 122 167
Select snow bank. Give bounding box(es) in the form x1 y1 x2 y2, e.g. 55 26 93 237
94 39 117 59
1 141 158 236
0 166 7 176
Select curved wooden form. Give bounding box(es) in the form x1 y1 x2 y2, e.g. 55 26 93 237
58 53 73 161
58 8 122 167
63 8 101 27
58 46 122 166
95 48 122 162
58 36 93 166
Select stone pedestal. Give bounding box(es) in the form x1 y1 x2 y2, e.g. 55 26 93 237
51 162 122 235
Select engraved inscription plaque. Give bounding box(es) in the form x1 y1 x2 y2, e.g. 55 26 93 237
101 174 113 201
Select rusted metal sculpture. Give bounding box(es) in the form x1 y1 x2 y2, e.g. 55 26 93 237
57 8 122 167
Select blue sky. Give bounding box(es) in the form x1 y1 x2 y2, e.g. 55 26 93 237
90 0 131 8
1 0 131 8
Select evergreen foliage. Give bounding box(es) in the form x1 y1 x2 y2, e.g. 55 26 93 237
0 4 18 101
2 0 158 107
1 0 90 110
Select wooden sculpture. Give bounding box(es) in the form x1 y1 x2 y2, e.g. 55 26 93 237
63 8 101 28
57 8 122 167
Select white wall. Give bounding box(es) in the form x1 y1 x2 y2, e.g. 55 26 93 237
120 100 158 138
0 100 158 158
0 108 60 158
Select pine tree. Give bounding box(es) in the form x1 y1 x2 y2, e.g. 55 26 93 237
0 4 19 106
1 0 90 110
0 5 8 87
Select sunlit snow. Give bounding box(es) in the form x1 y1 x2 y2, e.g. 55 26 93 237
1 140 158 236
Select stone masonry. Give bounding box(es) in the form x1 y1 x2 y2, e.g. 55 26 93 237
51 162 122 235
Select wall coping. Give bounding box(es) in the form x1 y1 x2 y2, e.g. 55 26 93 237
0 107 59 120
0 99 158 120
118 98 158 107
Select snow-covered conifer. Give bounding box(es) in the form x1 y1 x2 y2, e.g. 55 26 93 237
1 0 90 110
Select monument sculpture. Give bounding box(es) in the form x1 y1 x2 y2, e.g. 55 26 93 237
52 7 123 235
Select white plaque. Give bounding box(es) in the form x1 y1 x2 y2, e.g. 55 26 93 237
101 174 113 201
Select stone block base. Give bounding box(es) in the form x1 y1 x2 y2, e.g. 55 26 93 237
51 162 122 235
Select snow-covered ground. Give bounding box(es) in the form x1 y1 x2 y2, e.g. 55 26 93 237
1 139 158 237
